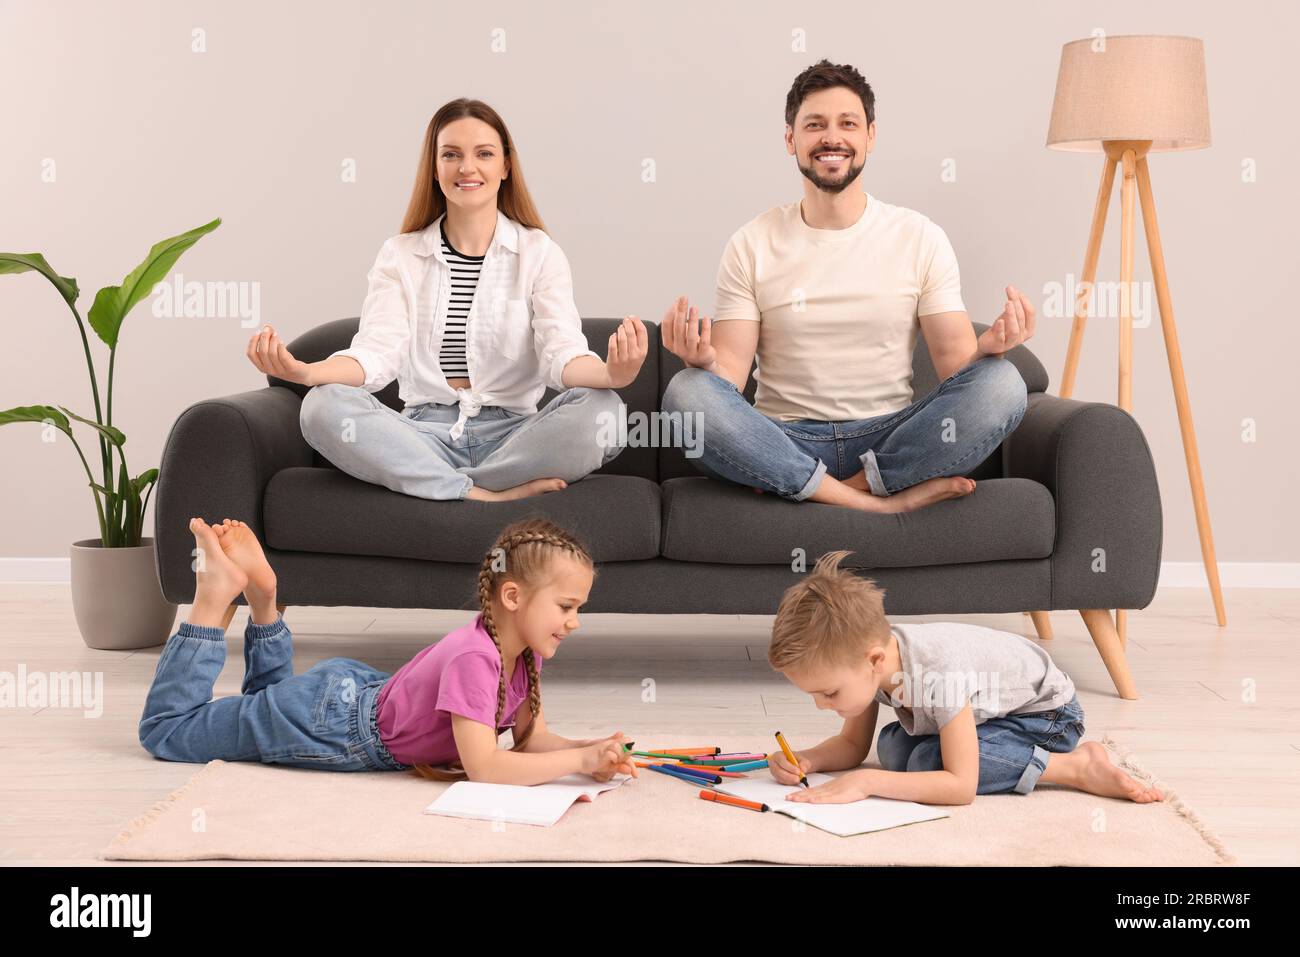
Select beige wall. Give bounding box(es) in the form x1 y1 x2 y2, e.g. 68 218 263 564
2 0 1295 563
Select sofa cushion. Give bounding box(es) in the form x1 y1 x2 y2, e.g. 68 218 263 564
659 476 1054 567
264 469 662 563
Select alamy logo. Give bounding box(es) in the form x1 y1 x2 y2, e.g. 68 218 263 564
0 665 103 717
887 667 1000 712
150 272 261 328
595 402 703 458
1041 274 1154 328
49 887 151 936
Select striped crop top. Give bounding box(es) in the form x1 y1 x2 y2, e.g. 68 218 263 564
438 220 485 379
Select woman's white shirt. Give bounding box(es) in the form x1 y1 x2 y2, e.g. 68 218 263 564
329 209 600 439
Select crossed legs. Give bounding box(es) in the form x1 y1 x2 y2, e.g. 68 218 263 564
299 383 623 502
662 356 1027 513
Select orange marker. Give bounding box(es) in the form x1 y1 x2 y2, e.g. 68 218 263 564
700 790 769 812
775 730 809 788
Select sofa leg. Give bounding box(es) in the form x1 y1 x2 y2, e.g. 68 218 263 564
1026 611 1054 640
277 602 287 615
1079 609 1138 700
1116 609 1127 648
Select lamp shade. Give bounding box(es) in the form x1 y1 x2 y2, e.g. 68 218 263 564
1046 34 1211 152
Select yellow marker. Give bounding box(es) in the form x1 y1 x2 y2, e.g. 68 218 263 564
774 730 809 788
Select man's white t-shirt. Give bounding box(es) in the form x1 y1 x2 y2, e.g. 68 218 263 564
713 193 966 422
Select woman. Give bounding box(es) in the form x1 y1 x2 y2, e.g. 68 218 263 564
247 99 648 502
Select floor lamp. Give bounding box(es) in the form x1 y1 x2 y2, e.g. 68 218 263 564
1028 35 1226 660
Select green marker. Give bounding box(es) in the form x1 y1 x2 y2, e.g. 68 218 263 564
632 751 698 761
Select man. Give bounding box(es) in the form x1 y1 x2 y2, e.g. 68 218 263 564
661 59 1034 514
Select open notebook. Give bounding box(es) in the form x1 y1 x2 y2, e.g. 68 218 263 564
424 774 631 827
714 773 949 837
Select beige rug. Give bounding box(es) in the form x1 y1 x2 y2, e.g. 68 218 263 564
103 735 1233 865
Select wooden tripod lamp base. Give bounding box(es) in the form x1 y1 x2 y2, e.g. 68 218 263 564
1027 35 1225 700
1059 142 1228 630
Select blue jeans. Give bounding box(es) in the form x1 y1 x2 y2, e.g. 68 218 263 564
660 355 1028 500
138 615 409 771
299 383 626 501
876 694 1086 794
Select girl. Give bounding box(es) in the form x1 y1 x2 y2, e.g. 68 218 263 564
138 516 638 785
246 98 649 502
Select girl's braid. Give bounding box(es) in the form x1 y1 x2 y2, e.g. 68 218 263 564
413 521 591 782
477 527 588 748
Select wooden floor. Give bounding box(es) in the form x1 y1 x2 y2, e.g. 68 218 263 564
2 583 1297 866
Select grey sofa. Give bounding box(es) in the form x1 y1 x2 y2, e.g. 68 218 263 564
154 317 1161 698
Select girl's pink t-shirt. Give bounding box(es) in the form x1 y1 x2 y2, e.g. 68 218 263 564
375 613 539 767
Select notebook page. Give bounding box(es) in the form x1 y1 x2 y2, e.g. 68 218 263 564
423 774 628 827
715 773 949 837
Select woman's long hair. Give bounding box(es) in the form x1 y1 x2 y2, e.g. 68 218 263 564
412 519 595 782
400 98 547 235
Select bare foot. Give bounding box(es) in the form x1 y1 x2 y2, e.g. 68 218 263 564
883 476 977 512
213 519 277 610
809 474 976 513
468 478 568 502
758 473 975 511
189 517 247 623
1045 742 1165 803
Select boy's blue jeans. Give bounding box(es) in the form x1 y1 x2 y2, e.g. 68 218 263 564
138 615 409 772
876 694 1086 795
660 355 1028 500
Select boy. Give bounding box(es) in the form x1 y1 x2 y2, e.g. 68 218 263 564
768 550 1163 805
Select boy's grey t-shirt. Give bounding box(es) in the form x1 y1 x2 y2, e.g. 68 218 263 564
872 622 1076 735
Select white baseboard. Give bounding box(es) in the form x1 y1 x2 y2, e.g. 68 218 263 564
1 559 75 583
2 558 1298 588
1156 562 1300 588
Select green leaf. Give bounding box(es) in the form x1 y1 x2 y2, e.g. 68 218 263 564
112 458 129 540
0 404 71 433
0 253 79 308
131 467 159 494
122 464 146 546
56 406 125 446
138 468 158 531
87 217 221 349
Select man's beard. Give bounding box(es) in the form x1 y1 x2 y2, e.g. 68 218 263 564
798 154 865 194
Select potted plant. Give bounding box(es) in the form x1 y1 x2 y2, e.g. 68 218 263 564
1 219 221 649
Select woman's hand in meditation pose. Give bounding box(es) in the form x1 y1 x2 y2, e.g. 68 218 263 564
603 315 649 389
246 324 316 386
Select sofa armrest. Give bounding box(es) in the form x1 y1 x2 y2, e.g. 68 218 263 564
153 386 313 603
1003 391 1163 610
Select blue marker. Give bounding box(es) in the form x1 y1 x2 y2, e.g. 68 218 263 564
721 759 770 773
647 764 721 786
656 764 723 784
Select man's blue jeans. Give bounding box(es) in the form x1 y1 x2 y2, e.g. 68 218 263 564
660 355 1028 500
138 614 408 771
876 694 1086 794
